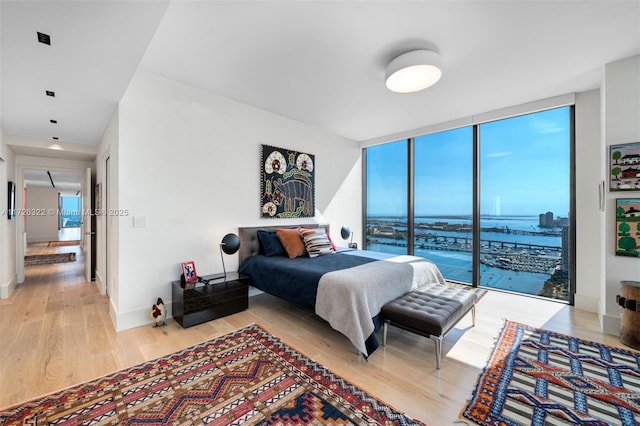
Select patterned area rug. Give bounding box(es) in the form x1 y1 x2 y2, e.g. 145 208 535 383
461 320 640 426
47 240 81 247
0 324 426 426
24 252 76 266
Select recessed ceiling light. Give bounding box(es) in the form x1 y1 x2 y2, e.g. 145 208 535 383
37 32 51 45
46 90 55 97
50 119 57 124
52 137 59 140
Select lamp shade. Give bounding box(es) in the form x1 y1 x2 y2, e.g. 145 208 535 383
340 226 352 240
385 49 442 93
221 233 240 254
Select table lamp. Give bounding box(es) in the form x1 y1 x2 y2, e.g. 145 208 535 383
199 233 241 284
341 225 357 249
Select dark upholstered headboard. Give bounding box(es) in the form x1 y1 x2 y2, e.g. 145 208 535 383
238 224 330 265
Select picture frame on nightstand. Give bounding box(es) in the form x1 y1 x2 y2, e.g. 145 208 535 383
181 261 198 288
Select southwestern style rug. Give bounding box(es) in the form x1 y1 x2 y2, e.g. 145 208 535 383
461 320 640 426
0 324 425 426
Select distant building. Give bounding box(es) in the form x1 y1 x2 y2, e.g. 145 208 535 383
539 211 554 228
561 226 569 272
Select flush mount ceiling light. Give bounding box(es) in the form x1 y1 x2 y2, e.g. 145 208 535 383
385 49 442 93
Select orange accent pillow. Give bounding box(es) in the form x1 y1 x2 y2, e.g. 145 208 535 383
276 228 307 258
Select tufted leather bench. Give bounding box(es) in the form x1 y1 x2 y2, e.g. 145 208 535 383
381 283 477 369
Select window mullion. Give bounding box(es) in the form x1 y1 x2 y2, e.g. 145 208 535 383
472 125 480 288
408 138 415 255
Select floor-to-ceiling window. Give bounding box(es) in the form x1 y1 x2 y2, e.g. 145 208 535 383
60 196 81 228
414 127 473 283
479 107 571 299
365 139 408 255
364 105 573 302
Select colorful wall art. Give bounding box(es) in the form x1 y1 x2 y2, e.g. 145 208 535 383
260 145 315 218
610 142 640 191
616 198 640 257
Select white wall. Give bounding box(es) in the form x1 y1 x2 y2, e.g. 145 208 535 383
109 71 362 330
602 55 640 334
0 128 18 298
25 186 59 242
96 108 120 325
574 90 603 312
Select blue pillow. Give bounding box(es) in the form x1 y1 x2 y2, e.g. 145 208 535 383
257 230 286 257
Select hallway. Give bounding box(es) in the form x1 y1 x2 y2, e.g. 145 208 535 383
0 245 111 407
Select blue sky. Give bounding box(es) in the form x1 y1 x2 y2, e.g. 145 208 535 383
61 196 80 213
367 107 570 217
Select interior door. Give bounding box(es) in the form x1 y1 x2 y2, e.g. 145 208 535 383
83 167 92 282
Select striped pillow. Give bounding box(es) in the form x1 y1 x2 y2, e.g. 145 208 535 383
299 227 335 258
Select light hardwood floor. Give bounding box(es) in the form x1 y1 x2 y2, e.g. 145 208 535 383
0 247 627 425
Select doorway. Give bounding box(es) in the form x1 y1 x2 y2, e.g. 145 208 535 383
19 167 95 283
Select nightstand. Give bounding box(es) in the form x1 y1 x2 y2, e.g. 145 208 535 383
171 272 249 328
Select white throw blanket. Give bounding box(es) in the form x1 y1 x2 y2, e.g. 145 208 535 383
315 255 446 356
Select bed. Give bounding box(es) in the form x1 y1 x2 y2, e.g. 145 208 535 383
238 224 446 358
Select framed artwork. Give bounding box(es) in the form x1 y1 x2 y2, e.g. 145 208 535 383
260 144 315 218
7 181 15 220
95 183 101 211
610 142 640 191
181 261 198 286
615 198 640 257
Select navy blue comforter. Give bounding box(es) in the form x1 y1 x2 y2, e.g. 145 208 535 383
238 249 394 356
239 249 386 309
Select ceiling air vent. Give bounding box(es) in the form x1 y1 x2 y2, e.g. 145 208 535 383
37 32 51 45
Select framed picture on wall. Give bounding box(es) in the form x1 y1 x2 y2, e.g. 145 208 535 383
95 183 101 211
7 181 15 220
610 142 640 191
260 144 315 219
615 198 640 257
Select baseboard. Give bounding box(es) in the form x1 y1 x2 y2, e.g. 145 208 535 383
114 305 170 331
0 274 17 299
111 289 260 331
109 298 118 330
114 307 144 331
26 236 60 243
95 270 105 295
601 313 621 336
573 293 599 313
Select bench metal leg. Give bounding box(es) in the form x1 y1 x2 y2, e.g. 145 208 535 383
472 304 476 327
382 321 388 346
430 335 443 369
